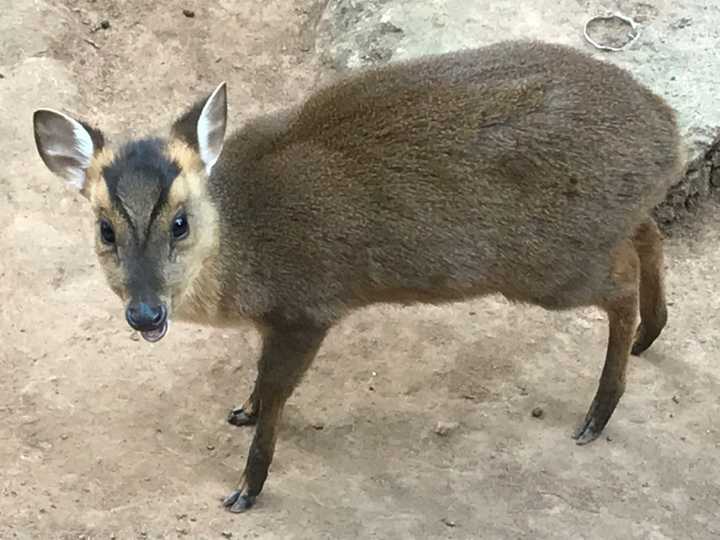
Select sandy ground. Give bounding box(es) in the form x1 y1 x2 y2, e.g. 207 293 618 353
1 1 719 538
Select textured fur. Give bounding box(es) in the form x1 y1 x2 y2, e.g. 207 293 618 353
33 40 685 512
205 41 682 326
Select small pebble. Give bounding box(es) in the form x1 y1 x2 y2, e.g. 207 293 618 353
433 421 459 436
206 444 215 451
100 19 110 29
130 332 140 341
311 422 325 430
441 518 456 528
672 395 680 404
221 532 233 539
531 407 544 419
183 9 195 17
606 435 613 442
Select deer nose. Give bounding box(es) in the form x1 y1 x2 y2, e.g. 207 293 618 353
126 302 167 331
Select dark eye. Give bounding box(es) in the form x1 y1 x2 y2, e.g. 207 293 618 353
100 219 115 245
172 212 189 240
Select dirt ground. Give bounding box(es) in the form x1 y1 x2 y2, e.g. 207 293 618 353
1 1 719 538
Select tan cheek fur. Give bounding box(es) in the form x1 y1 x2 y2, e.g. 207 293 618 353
83 148 114 202
164 141 222 323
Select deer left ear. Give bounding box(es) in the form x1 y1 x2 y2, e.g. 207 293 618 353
171 82 227 176
33 109 105 193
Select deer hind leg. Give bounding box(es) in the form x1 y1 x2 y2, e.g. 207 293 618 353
631 218 668 355
573 239 639 444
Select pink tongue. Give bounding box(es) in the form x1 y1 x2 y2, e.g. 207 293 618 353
141 320 169 343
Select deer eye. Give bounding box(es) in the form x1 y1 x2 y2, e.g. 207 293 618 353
99 219 115 245
172 211 189 240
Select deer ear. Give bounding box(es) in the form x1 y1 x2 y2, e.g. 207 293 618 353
33 109 104 191
196 82 227 175
171 82 227 176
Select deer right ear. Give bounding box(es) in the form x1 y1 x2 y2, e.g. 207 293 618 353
171 82 227 176
33 109 104 192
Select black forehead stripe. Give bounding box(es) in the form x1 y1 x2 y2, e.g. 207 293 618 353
144 188 171 250
102 138 181 200
116 199 138 237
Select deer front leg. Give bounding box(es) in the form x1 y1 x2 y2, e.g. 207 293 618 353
223 322 327 513
227 379 259 427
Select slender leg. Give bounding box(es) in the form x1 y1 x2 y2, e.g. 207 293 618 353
223 323 327 512
227 380 259 427
631 218 668 355
573 241 639 444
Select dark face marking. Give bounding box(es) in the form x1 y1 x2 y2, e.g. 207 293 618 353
101 138 182 306
102 138 181 242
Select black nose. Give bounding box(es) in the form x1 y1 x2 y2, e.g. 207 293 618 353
126 302 167 331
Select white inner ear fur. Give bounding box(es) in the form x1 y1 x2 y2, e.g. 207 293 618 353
196 82 227 176
35 109 95 189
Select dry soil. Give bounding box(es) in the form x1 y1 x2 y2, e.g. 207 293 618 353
1 1 719 539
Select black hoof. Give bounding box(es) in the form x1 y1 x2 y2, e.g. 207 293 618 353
572 416 603 445
572 390 622 445
631 337 651 356
631 322 663 356
223 489 256 513
227 407 257 427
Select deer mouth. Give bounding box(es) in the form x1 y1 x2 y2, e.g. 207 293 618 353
141 319 169 343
